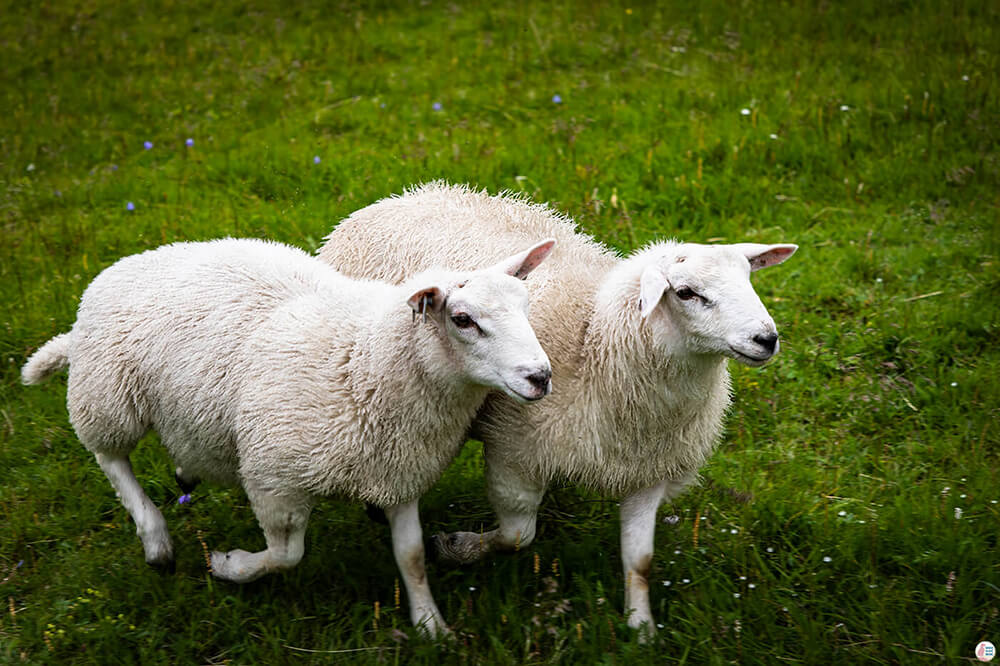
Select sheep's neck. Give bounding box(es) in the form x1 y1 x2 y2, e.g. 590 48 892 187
345 310 486 450
582 265 727 416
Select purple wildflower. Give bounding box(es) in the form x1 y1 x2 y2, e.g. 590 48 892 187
552 94 562 104
178 493 192 505
313 155 321 164
110 164 118 171
126 201 135 211
432 102 442 111
143 141 153 150
185 138 194 147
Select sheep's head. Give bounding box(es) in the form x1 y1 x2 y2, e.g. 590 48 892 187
406 238 555 402
637 242 797 366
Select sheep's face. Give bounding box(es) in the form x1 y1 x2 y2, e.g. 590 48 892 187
639 243 797 366
408 239 555 403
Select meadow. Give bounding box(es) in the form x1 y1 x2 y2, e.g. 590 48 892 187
1 0 998 663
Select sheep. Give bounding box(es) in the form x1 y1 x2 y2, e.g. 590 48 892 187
317 182 797 636
21 235 556 637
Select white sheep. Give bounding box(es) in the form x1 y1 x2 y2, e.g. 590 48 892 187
318 182 797 636
21 236 555 636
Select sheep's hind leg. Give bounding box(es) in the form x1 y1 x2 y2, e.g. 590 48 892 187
210 487 312 584
432 455 544 565
95 453 174 570
385 499 449 637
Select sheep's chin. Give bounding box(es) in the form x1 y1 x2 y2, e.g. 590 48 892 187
726 346 772 367
501 382 547 404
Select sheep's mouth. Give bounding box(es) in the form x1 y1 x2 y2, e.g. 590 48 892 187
728 346 772 367
503 382 547 403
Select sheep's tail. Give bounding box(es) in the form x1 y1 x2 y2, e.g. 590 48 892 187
21 333 72 384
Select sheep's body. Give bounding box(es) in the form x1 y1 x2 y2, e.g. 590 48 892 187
319 182 796 636
39 239 474 503
23 236 555 635
320 186 728 495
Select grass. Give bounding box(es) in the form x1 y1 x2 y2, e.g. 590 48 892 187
2 0 999 662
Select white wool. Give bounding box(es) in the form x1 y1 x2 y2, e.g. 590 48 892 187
321 183 797 636
319 183 738 496
23 235 555 635
23 237 540 507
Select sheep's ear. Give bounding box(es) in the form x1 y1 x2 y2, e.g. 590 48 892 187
495 238 556 280
638 264 670 319
734 243 798 271
407 286 446 316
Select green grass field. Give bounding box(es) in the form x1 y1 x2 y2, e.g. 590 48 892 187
2 0 999 663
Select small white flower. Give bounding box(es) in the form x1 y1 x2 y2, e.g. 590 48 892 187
992 500 998 504
950 382 958 387
730 529 738 534
782 607 789 612
468 586 476 591
769 133 778 140
838 510 847 517
657 623 665 629
954 507 963 519
823 556 832 563
663 580 672 587
739 575 746 581
840 104 849 111
748 583 756 589
682 578 690 584
766 547 774 553
669 560 675 564
962 75 969 81
876 277 883 283
961 477 967 482
960 494 967 499
26 163 35 172
740 108 751 116
674 549 681 555
733 593 741 598
858 520 866 524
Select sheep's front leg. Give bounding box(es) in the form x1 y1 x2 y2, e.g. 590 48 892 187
211 487 312 584
621 476 695 641
620 479 669 640
385 500 449 637
433 455 545 565
95 453 174 570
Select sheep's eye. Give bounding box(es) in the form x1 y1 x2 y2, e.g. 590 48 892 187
675 287 699 301
450 313 475 329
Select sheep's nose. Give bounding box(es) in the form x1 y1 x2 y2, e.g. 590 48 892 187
753 332 778 355
526 367 552 393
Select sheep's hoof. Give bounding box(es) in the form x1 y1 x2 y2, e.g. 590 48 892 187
430 531 487 566
174 467 200 494
142 535 175 572
628 616 657 644
412 612 453 640
146 553 176 574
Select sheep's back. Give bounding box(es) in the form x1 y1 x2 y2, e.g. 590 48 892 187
68 239 358 482
321 182 616 372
